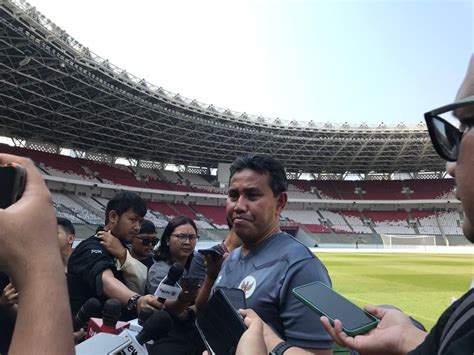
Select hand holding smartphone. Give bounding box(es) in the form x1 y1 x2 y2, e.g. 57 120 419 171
293 281 379 336
0 163 26 209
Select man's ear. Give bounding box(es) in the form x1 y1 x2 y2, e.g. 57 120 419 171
67 235 75 245
275 192 288 214
108 210 119 225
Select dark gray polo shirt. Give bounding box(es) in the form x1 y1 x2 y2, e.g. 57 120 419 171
213 232 333 350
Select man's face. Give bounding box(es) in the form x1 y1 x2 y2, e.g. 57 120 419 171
449 55 474 242
131 232 157 258
108 209 143 243
57 225 74 251
226 168 287 247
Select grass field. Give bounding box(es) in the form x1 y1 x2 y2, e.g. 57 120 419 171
316 253 473 330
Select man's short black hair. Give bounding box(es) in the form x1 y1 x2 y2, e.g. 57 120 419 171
139 219 156 234
57 217 75 235
105 191 147 224
229 154 288 196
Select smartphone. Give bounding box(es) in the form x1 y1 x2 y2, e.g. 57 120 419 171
0 163 26 209
179 276 201 291
198 248 223 258
195 288 246 355
216 287 246 311
292 281 379 336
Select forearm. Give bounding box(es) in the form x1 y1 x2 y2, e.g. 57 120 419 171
102 270 136 305
195 275 215 313
10 268 73 355
400 327 428 354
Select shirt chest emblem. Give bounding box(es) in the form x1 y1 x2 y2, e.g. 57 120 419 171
238 275 257 298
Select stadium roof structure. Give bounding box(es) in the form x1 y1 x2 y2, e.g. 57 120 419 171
0 0 447 175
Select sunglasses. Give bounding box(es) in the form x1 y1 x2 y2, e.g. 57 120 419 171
137 238 159 246
424 95 474 162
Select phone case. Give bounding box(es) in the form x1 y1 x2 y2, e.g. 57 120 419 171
195 288 246 354
0 163 26 209
292 281 379 336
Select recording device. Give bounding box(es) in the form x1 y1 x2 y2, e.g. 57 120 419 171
216 287 247 311
73 298 101 331
155 263 184 303
198 248 223 258
76 310 173 355
0 163 26 209
292 281 379 336
196 288 247 355
179 276 201 292
86 299 130 339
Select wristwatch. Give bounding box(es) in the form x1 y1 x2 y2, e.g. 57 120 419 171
126 294 141 312
269 341 293 355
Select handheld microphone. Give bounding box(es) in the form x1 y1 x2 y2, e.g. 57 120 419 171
73 298 101 331
136 310 173 345
86 299 130 339
155 263 184 303
138 308 154 326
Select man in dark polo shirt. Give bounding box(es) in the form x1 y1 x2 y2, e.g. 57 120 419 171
67 191 161 320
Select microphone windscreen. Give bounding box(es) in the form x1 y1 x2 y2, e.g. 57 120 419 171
102 299 121 327
136 310 173 344
73 298 101 331
167 263 184 284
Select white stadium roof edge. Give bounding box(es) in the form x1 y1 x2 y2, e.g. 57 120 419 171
0 0 446 175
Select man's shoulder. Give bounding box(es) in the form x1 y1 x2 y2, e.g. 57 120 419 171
70 236 109 261
258 232 315 263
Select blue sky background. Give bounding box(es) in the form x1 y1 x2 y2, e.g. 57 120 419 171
29 0 473 125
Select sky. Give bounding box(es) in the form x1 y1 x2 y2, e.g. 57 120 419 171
25 0 473 126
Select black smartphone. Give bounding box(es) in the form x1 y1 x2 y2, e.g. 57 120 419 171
179 276 201 291
292 281 379 336
216 287 246 311
198 248 223 258
195 288 246 355
0 163 26 209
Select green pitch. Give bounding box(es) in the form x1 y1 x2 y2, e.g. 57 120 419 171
316 252 474 330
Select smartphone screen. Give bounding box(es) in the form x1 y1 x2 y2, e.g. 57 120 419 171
0 164 25 209
215 287 246 311
195 288 246 355
293 281 379 336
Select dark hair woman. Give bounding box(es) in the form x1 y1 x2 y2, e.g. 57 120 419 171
146 215 203 355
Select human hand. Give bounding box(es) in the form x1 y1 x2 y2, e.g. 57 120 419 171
0 155 62 288
137 294 164 313
236 309 267 355
73 329 86 344
0 282 19 308
320 304 427 355
97 230 127 264
204 252 227 280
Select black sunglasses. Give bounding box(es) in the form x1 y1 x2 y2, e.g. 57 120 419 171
424 95 474 162
138 238 159 246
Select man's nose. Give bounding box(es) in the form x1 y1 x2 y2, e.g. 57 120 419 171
446 161 456 177
234 196 248 212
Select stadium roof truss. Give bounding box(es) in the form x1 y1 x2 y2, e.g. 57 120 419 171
0 0 447 174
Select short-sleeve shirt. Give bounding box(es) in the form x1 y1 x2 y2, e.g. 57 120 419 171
146 260 189 295
408 288 474 355
67 236 125 316
213 232 333 350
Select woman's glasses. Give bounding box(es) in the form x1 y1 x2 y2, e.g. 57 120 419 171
171 233 199 243
424 96 474 162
